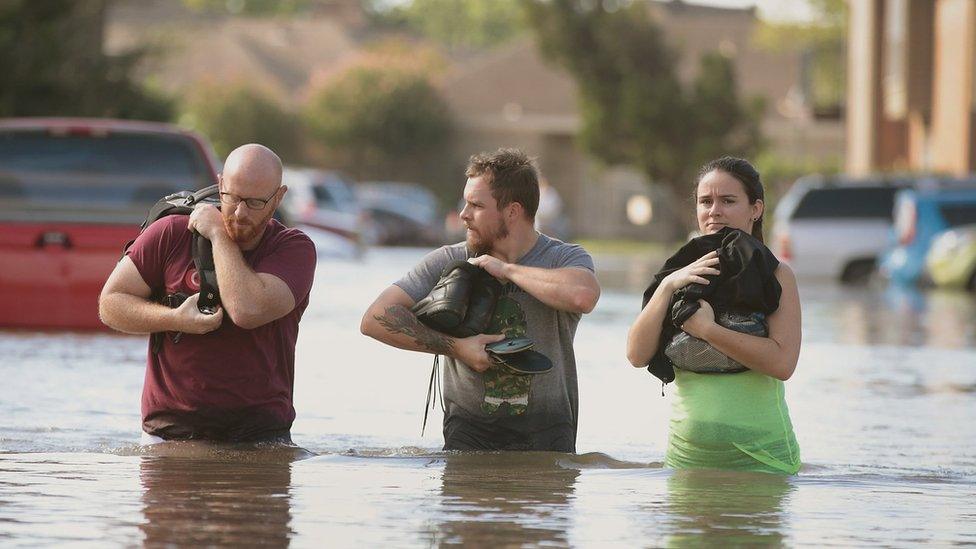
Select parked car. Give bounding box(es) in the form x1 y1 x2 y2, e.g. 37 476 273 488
0 118 220 329
279 167 368 257
355 181 444 246
771 175 909 282
881 180 976 284
925 224 976 290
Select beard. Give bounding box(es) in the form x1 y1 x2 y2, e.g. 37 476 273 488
223 206 276 244
465 217 509 255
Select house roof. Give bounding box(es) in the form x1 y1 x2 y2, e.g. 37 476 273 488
441 39 581 134
106 9 357 102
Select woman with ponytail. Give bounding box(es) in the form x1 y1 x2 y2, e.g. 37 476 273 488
626 156 802 474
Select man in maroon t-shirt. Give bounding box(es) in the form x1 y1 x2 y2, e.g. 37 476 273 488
100 144 316 443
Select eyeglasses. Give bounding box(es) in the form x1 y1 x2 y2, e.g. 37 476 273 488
218 187 279 210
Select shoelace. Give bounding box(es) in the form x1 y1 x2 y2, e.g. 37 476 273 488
421 355 446 436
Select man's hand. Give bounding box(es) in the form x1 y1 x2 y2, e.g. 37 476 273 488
680 299 716 340
187 204 227 242
468 255 510 282
172 293 224 334
453 332 506 373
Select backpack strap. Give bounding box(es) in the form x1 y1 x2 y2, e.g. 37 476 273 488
187 185 222 313
191 232 220 313
188 184 220 207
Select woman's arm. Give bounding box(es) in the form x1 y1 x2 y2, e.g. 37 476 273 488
681 264 802 380
626 251 721 367
626 278 675 367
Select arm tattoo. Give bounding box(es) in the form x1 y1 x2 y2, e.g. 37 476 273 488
374 305 455 355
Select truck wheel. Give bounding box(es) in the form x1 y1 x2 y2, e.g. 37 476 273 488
841 259 876 284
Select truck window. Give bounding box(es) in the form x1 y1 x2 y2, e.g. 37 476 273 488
791 187 899 221
0 130 212 224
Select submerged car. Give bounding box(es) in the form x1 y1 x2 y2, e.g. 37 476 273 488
925 224 976 290
0 118 220 329
356 181 444 246
279 167 368 257
771 175 909 282
880 180 976 285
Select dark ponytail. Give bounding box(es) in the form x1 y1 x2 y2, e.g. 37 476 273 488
697 156 765 242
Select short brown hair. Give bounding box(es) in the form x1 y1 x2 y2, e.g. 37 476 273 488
465 148 540 220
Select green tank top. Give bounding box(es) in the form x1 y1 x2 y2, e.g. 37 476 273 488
666 369 801 475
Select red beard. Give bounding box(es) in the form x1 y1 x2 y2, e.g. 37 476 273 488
223 207 275 244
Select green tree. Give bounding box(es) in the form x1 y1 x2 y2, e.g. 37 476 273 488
182 0 313 16
525 0 763 201
303 51 454 186
180 82 303 162
755 0 846 112
367 0 526 51
0 0 171 120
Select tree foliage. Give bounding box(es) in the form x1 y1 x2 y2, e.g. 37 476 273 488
367 0 526 51
179 82 303 162
0 0 172 120
524 0 763 198
303 48 454 180
755 0 846 111
182 0 313 16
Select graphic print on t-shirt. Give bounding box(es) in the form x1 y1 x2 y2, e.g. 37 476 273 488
182 266 201 293
481 289 550 416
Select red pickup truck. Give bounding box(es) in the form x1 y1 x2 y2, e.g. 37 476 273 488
0 118 220 329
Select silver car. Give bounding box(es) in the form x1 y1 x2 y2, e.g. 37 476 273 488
280 167 368 255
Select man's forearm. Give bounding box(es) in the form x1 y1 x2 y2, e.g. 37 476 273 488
505 265 599 313
99 293 176 335
367 304 456 356
210 234 269 322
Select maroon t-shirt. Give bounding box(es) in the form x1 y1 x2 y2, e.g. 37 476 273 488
126 215 316 441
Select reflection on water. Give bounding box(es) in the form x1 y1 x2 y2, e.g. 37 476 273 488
432 452 580 546
1 251 975 545
663 469 792 547
140 455 294 546
801 282 976 349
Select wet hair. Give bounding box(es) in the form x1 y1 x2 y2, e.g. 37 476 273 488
465 148 540 220
697 156 765 242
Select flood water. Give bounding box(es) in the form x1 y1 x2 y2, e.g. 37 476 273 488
2 247 975 546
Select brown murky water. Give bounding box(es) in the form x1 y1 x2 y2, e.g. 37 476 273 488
2 248 975 546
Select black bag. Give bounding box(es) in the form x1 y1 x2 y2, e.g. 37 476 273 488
122 184 221 314
642 228 781 385
664 311 768 373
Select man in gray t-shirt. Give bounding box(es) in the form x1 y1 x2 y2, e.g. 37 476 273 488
361 148 600 452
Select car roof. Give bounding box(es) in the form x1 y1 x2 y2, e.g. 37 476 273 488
282 166 352 185
0 117 222 176
792 173 913 190
0 117 201 136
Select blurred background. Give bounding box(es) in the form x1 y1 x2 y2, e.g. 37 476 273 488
2 0 849 247
3 2 976 546
3 0 976 329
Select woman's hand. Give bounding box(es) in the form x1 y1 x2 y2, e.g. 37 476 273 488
662 251 720 293
680 299 715 340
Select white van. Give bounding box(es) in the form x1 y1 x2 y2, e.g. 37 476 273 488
771 175 909 282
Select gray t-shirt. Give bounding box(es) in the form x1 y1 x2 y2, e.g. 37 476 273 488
394 234 594 438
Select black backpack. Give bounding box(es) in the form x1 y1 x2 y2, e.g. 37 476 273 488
122 184 221 313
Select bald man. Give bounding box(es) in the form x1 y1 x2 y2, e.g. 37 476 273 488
100 144 316 444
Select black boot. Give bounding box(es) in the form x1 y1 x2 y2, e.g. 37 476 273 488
411 260 481 334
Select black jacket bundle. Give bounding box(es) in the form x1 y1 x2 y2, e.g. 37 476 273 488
641 227 782 383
